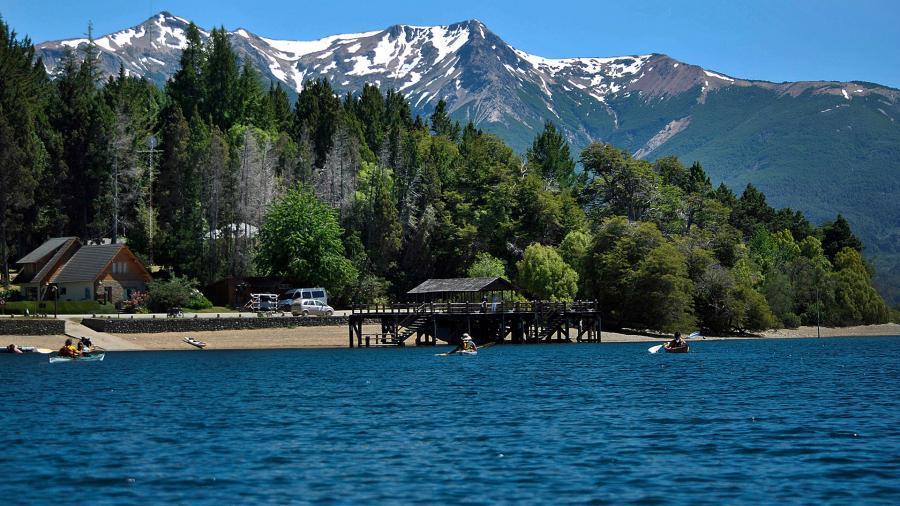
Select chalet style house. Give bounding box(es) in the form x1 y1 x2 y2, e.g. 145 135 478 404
14 238 151 303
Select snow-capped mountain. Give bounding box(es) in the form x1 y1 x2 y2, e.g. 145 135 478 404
37 12 895 153
34 13 900 293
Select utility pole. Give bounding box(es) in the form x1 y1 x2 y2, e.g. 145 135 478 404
112 151 119 244
815 285 821 339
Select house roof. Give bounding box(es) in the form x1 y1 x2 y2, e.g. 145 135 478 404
16 237 78 264
51 244 125 284
28 238 80 285
407 277 518 294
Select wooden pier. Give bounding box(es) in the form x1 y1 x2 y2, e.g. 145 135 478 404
348 301 602 348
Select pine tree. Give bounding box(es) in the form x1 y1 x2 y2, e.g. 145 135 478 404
167 22 205 122
0 18 52 284
356 83 385 154
293 78 341 168
202 27 239 130
267 83 292 133
526 121 577 189
429 99 460 141
235 60 266 128
821 214 863 261
53 27 114 240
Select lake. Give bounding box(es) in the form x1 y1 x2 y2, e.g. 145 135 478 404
2 337 899 504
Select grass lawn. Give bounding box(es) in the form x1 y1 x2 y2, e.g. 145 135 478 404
2 300 117 315
188 306 238 313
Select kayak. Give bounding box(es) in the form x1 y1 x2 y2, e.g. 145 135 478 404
49 352 105 363
435 349 478 356
183 337 207 349
664 344 689 354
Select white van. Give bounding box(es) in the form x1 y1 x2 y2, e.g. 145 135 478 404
278 287 328 311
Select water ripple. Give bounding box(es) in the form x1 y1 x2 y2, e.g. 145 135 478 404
2 338 900 503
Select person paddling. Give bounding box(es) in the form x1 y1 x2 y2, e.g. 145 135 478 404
58 338 80 358
450 333 478 354
76 341 91 357
664 332 687 351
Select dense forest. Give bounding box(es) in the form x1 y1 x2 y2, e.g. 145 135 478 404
0 19 892 333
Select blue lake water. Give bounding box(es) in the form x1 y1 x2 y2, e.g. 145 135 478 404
2 337 900 504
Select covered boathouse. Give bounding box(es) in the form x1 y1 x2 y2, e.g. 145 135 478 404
348 277 601 348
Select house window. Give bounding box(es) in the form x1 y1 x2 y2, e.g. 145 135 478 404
60 287 67 295
121 262 128 273
84 287 90 300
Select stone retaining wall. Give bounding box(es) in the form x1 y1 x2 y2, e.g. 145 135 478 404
0 317 67 335
81 315 354 334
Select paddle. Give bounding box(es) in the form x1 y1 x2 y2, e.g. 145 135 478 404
33 348 53 354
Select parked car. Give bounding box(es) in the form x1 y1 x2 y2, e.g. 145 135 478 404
278 287 328 311
291 299 334 317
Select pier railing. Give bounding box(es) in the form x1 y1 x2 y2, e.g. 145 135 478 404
351 300 599 315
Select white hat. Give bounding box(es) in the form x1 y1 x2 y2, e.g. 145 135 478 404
462 334 473 341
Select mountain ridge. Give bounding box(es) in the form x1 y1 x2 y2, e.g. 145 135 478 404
32 11 900 303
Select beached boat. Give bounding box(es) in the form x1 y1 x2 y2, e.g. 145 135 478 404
183 337 207 349
49 352 105 363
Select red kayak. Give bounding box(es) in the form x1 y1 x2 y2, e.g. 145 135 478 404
664 344 689 353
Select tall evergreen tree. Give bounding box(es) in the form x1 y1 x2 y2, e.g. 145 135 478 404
0 18 51 284
266 82 293 133
53 27 114 240
293 78 341 168
526 121 577 189
429 99 460 141
167 22 205 122
821 214 863 261
202 27 239 130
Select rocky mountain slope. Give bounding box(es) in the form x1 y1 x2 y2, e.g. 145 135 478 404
35 12 900 302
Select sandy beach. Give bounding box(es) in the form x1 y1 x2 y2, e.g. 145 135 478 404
5 323 899 351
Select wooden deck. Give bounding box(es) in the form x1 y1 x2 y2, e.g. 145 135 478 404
348 301 602 348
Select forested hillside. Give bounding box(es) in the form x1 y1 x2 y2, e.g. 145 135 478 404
1 19 891 333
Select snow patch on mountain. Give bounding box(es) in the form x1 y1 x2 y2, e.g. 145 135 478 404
260 30 379 60
704 70 734 82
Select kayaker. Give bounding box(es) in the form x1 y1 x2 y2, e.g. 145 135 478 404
76 341 91 357
665 332 686 350
59 338 80 358
5 344 23 354
450 333 478 354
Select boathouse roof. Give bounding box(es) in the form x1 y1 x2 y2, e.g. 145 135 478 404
407 277 517 295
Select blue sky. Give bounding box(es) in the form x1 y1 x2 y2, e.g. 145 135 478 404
3 0 899 87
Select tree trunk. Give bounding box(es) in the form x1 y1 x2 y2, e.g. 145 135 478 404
0 222 8 288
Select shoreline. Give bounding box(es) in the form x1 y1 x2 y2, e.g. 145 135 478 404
3 323 898 352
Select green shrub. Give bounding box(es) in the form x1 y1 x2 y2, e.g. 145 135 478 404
147 275 206 312
781 312 802 329
187 289 213 310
